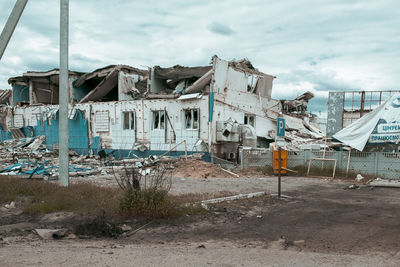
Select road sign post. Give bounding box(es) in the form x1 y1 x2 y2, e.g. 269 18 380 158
277 117 285 137
276 117 285 198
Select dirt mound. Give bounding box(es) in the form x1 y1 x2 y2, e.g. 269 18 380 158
170 159 235 178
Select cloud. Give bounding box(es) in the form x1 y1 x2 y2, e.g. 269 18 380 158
0 0 398 115
208 22 235 36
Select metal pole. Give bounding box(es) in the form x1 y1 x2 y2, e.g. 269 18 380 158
278 146 281 198
59 0 69 186
0 0 28 60
321 135 327 170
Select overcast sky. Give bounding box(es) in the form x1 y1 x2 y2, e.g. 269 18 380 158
0 0 399 113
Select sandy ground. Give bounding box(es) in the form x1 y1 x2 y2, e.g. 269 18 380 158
1 240 398 267
1 175 400 266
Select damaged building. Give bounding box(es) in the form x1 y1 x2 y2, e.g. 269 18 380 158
0 56 323 160
328 90 400 152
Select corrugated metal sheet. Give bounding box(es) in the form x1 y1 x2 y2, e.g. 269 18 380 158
0 90 11 104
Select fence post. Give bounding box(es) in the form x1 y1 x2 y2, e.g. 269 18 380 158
304 150 308 165
374 152 379 176
239 148 244 170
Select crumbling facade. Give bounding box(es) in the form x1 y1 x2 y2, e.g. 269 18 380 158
1 56 323 160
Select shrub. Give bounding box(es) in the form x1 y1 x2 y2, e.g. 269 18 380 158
113 163 175 218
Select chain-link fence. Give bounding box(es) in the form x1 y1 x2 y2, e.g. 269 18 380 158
240 148 400 179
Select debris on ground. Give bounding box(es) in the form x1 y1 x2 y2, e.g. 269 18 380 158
4 201 16 209
74 213 123 238
35 228 70 240
355 174 364 182
0 136 238 181
170 159 238 178
201 192 267 210
345 184 360 190
368 178 400 188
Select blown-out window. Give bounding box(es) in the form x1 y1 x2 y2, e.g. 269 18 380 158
244 114 255 127
184 109 199 129
122 111 135 130
152 110 165 130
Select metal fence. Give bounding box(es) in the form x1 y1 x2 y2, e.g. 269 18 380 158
240 148 400 179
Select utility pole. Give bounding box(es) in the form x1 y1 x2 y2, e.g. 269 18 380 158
59 0 69 186
0 0 28 60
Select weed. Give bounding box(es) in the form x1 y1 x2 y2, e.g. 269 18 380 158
0 176 121 215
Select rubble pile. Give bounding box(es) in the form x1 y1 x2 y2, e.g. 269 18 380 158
0 136 101 178
169 158 236 179
0 136 235 181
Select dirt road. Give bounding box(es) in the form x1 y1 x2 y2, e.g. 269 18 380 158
1 240 398 267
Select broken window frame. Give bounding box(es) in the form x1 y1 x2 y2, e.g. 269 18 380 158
247 74 259 93
244 114 255 127
122 111 135 130
152 110 165 130
184 108 200 130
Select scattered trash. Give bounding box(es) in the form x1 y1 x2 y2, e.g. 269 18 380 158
256 215 262 218
345 184 359 190
355 174 364 181
4 201 16 209
197 244 206 249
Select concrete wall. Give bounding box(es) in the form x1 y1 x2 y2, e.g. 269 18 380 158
211 57 280 144
6 97 210 154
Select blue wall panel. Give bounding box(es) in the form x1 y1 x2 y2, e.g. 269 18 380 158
0 125 12 142
32 110 89 150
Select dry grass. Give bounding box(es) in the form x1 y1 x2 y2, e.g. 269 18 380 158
0 176 121 215
0 175 206 218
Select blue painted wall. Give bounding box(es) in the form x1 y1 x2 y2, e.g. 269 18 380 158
27 109 89 150
0 125 12 142
70 78 91 103
13 84 29 104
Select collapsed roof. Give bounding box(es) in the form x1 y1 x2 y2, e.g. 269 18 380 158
281 91 314 116
153 65 212 80
74 65 148 103
150 56 276 98
0 90 11 105
8 69 84 86
8 69 84 105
